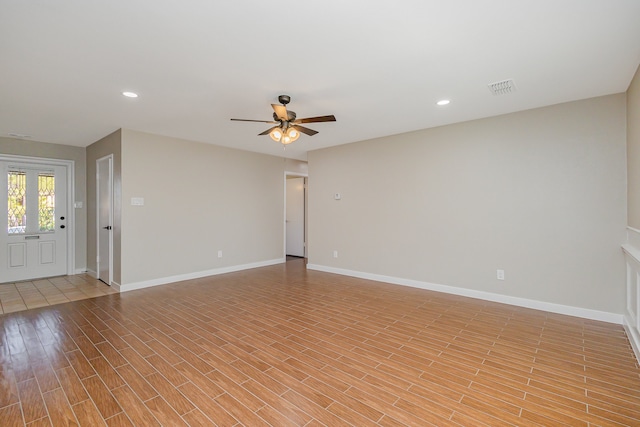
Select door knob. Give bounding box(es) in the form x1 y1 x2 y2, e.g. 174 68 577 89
103 226 112 230
60 225 65 229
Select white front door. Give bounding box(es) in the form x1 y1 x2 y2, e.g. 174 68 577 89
97 156 112 285
0 160 68 282
286 177 305 257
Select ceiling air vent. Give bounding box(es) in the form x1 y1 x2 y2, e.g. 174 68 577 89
488 79 516 96
8 132 32 139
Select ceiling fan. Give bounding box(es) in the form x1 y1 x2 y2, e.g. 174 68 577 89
231 95 336 145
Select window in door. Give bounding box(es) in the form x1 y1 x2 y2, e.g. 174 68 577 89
38 173 55 232
7 171 26 234
6 170 56 234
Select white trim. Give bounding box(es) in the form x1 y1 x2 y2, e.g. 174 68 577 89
74 268 87 275
627 227 640 252
86 268 97 278
119 258 285 293
0 154 76 276
307 264 623 324
622 229 640 364
622 243 640 264
624 315 640 363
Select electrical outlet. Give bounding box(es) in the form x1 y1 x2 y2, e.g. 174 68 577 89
497 269 505 280
333 250 338 258
218 250 223 258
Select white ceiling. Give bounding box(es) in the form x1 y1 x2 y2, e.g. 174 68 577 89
1 1 639 161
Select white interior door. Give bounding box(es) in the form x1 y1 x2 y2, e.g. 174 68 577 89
286 177 305 257
97 156 113 285
1 160 68 282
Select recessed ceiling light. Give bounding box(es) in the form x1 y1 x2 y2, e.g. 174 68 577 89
436 99 450 106
122 91 138 98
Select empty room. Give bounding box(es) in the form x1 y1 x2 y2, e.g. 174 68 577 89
1 1 640 426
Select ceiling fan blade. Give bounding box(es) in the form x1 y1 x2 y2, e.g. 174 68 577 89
258 126 279 136
293 114 336 124
230 118 277 123
293 125 318 136
272 104 289 121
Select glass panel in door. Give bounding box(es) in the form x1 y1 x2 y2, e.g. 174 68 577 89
7 171 26 234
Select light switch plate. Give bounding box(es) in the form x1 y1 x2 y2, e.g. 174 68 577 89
131 197 144 206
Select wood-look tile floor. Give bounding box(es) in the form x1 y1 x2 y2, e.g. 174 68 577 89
0 275 118 314
1 259 639 426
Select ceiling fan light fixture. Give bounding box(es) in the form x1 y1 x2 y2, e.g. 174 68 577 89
286 127 300 142
269 126 300 144
269 128 283 142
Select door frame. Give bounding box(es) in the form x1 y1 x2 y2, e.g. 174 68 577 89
0 153 76 276
96 154 113 285
284 171 308 258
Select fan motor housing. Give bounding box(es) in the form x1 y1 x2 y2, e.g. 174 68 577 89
273 111 296 121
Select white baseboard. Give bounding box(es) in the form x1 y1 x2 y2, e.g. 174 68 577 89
74 268 87 275
119 258 285 293
307 264 623 325
624 314 640 363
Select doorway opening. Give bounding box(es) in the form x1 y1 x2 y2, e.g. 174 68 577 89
96 155 113 285
285 173 307 261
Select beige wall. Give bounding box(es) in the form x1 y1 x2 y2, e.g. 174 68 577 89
308 94 627 314
284 159 309 175
86 130 122 284
119 130 284 285
628 65 640 229
0 137 87 272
